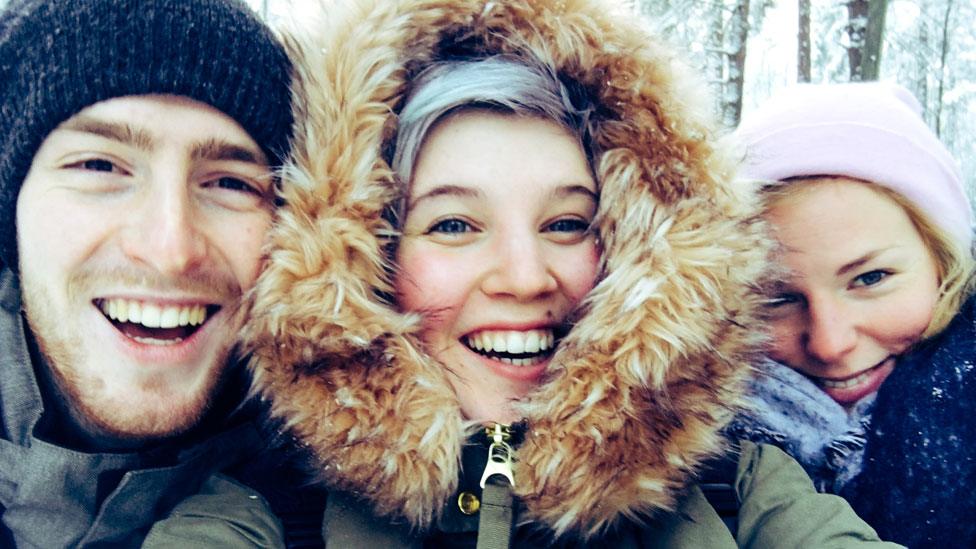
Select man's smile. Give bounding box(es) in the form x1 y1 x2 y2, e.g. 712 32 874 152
96 298 220 345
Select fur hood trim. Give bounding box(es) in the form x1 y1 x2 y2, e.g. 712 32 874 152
245 0 768 538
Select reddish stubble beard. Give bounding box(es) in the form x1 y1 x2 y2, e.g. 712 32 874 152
20 266 242 443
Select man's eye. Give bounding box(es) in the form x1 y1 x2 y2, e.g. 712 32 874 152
83 159 115 172
214 177 260 195
853 270 890 287
546 218 589 233
428 218 471 234
68 158 124 174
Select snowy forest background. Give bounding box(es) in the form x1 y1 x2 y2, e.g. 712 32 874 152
250 0 976 201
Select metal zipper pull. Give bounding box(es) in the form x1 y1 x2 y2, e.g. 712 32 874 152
480 423 516 488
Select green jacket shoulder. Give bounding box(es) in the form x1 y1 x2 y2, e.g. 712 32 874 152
143 442 902 548
141 473 284 549
729 442 903 548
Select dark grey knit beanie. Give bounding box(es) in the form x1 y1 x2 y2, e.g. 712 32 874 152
0 0 294 271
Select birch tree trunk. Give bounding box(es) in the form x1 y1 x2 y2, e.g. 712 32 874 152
846 0 888 81
935 0 955 137
798 0 811 82
725 0 750 126
707 0 726 114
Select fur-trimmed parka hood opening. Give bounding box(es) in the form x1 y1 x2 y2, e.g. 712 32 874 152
244 0 769 539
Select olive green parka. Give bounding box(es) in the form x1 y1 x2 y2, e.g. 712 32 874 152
151 0 904 546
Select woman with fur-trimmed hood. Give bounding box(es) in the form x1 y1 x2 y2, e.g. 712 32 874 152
153 0 903 546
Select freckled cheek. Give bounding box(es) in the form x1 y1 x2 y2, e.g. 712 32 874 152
395 245 474 332
224 214 271 290
559 241 601 303
876 292 938 347
18 200 111 275
767 319 805 368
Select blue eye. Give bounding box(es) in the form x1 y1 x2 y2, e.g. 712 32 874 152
428 218 471 234
853 270 890 287
546 218 589 233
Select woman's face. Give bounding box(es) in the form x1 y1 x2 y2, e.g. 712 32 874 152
396 110 599 423
765 177 940 407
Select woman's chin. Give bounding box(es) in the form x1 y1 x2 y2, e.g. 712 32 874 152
461 403 521 426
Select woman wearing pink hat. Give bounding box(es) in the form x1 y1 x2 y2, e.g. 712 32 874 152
731 82 976 547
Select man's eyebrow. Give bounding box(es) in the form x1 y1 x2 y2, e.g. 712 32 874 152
58 116 155 151
190 138 266 165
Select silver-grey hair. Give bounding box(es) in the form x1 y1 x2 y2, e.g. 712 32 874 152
391 56 594 188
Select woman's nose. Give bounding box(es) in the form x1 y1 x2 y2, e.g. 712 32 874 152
804 296 858 365
480 231 558 301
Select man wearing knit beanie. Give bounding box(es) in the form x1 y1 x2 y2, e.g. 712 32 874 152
0 0 293 546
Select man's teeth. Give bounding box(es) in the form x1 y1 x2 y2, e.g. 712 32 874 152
100 299 208 329
465 329 554 354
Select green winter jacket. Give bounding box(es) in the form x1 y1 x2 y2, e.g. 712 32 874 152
155 0 897 547
0 269 280 548
143 475 283 549
149 442 900 548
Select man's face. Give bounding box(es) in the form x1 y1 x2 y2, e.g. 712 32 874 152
16 95 273 444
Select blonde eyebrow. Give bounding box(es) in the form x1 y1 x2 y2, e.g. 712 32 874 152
58 116 155 151
549 183 598 202
409 182 597 208
836 248 893 277
407 184 482 209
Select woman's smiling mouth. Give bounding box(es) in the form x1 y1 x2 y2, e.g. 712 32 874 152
805 356 896 406
463 328 556 366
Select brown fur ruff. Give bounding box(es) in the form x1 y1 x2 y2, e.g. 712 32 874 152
244 0 769 539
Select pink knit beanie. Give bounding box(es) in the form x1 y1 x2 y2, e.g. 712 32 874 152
735 82 972 249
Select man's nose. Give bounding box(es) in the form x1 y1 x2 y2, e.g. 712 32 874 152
120 179 206 276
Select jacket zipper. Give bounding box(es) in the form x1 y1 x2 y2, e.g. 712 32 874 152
479 423 516 488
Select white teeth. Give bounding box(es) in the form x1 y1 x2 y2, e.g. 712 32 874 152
492 332 506 353
141 304 161 328
465 329 555 356
498 356 543 366
481 333 493 352
133 336 184 346
159 307 180 329
506 332 525 354
99 299 210 330
127 302 142 324
524 331 540 353
819 369 873 389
